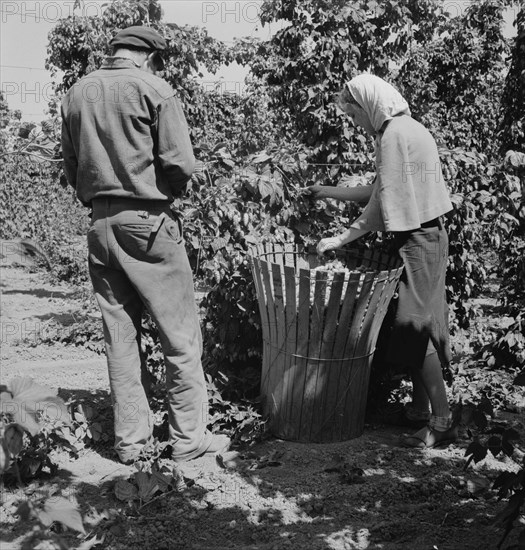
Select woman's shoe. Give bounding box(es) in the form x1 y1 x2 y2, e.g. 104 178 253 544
401 425 458 448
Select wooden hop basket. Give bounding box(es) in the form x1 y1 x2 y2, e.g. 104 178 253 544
249 243 404 443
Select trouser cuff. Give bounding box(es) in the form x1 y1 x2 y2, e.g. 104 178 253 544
429 413 453 432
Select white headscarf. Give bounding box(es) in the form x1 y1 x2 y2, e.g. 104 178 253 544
346 74 411 133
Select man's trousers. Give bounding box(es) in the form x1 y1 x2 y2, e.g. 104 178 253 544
88 198 212 463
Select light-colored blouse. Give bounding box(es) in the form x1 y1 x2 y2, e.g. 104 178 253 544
351 115 453 232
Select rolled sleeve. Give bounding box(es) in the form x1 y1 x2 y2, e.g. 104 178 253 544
156 96 196 195
60 105 78 190
350 181 385 232
377 124 429 231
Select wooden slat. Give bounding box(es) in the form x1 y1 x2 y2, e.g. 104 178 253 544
364 269 403 353
326 272 361 440
263 242 272 264
299 270 328 441
293 268 311 441
280 264 299 439
272 242 283 264
250 257 271 403
310 271 345 441
283 242 295 267
339 272 376 438
270 262 287 434
347 353 374 438
354 275 385 357
260 258 279 423
296 252 309 271
320 272 346 358
343 272 376 357
356 272 389 356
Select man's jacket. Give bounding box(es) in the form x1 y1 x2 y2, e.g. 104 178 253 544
61 57 195 205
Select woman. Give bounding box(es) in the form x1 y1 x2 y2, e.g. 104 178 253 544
309 74 457 448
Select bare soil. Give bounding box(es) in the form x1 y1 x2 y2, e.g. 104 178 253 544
1 256 524 550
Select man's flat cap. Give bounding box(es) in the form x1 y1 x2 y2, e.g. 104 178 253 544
110 26 167 51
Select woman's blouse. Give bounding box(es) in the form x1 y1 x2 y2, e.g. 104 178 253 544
351 115 453 233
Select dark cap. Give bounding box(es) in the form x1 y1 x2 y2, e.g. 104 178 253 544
110 26 167 52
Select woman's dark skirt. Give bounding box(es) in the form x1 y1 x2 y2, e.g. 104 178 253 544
385 218 452 374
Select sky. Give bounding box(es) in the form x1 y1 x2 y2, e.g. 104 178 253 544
0 0 520 122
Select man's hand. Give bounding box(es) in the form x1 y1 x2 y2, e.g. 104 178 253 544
317 236 344 255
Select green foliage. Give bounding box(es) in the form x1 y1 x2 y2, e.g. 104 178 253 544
206 373 266 443
256 0 445 170
38 317 105 353
68 403 108 447
114 460 186 505
45 0 241 146
494 5 525 373
451 360 524 413
499 6 525 153
17 497 86 544
396 0 516 328
0 378 73 483
0 378 70 444
439 150 521 327
4 0 524 457
400 0 512 154
1 379 112 486
183 141 360 383
492 234 525 371
247 0 517 333
463 395 525 548
37 0 525 395
46 0 163 96
0 378 85 546
0 116 90 283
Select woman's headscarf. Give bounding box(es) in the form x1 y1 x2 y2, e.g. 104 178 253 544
346 74 411 133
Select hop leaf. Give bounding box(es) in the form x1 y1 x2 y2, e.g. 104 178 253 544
41 497 85 534
134 471 159 501
114 479 138 502
4 424 24 458
1 377 70 435
0 441 8 474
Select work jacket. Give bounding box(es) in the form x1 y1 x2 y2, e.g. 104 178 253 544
61 57 195 206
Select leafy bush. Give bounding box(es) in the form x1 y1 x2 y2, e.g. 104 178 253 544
0 379 78 487
4 0 523 445
0 113 90 283
0 378 87 545
463 392 525 549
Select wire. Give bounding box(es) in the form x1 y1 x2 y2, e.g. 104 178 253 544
0 65 49 71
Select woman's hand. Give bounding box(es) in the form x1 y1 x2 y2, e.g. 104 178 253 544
301 184 374 203
301 185 328 199
317 236 344 255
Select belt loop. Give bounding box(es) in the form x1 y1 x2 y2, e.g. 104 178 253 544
150 212 167 235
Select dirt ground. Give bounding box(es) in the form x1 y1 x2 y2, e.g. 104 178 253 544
1 253 524 550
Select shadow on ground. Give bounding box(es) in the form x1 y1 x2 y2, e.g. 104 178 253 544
2 382 522 550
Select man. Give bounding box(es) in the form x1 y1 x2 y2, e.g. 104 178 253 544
61 26 230 463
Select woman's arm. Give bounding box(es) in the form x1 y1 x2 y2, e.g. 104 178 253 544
306 185 374 203
317 227 370 254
